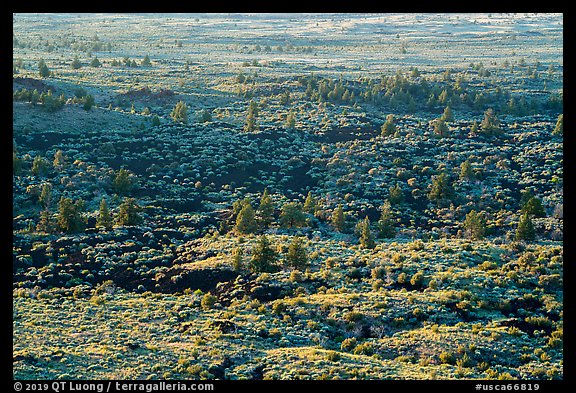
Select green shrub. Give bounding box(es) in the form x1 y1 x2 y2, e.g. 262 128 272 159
201 293 217 310
326 350 340 362
439 351 454 364
353 342 373 356
340 337 357 351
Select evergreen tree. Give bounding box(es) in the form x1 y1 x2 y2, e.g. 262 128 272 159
39 183 53 209
200 109 212 123
113 168 135 195
519 189 535 208
90 57 102 67
286 236 308 270
243 100 258 132
116 197 142 226
231 247 243 272
303 191 317 214
381 114 397 136
459 160 474 181
331 204 346 232
235 201 257 234
232 197 251 216
480 108 501 135
83 94 95 111
470 121 479 135
432 118 450 138
32 156 49 177
170 100 188 124
96 198 113 230
257 189 274 228
377 201 396 239
522 196 546 218
37 209 55 233
141 55 151 66
279 202 306 228
53 150 66 170
463 210 486 240
358 216 376 249
151 115 161 127
552 114 563 136
38 59 50 78
285 110 296 129
280 90 290 105
428 172 455 203
442 106 454 122
516 212 536 241
71 56 82 69
57 197 85 233
388 183 404 205
250 235 278 273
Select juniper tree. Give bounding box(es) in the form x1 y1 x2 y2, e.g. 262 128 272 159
32 156 49 177
243 100 259 132
83 95 95 111
170 100 188 124
331 204 346 232
57 197 85 233
516 212 536 242
201 293 217 310
90 57 102 67
428 172 455 204
522 196 546 218
377 201 396 239
141 55 151 66
552 114 563 136
53 150 66 170
39 183 53 209
381 114 397 136
388 183 404 205
231 247 243 272
520 189 546 217
480 108 501 135
235 201 257 234
250 235 278 273
200 109 212 123
233 197 251 216
257 189 274 228
358 216 376 249
113 168 135 195
38 59 50 78
71 56 82 69
303 191 317 214
285 236 308 270
96 198 113 230
285 110 296 129
116 197 142 226
432 118 450 138
280 91 291 105
13 152 23 175
442 106 454 122
463 210 487 240
279 202 306 228
459 160 474 181
37 209 55 233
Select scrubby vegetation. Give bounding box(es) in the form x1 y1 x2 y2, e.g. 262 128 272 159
13 13 562 381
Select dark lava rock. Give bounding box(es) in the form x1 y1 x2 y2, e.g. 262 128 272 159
153 268 239 293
